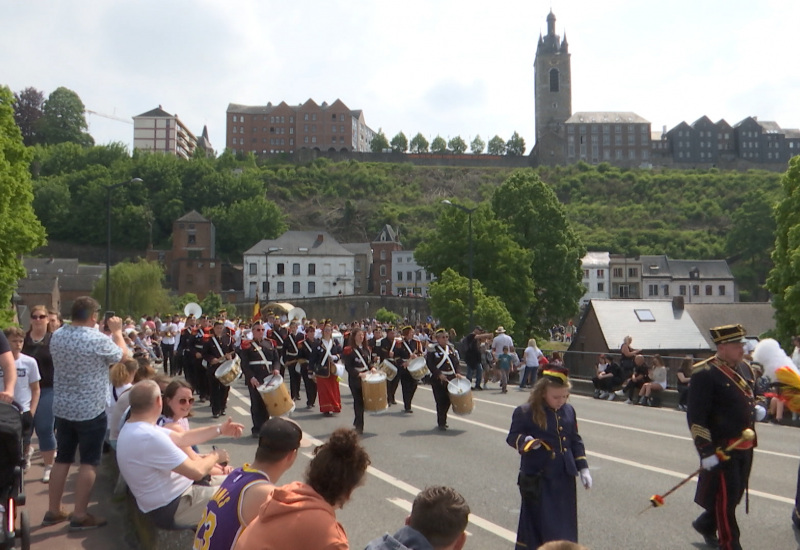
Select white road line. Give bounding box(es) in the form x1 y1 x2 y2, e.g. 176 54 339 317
232 405 249 417
386 498 474 538
230 387 247 399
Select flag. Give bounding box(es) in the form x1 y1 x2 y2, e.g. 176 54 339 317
252 289 261 323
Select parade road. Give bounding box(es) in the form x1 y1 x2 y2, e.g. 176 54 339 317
194 379 800 549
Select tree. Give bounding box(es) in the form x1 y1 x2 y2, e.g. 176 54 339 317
506 131 526 156
470 135 485 154
390 132 408 153
767 157 800 344
487 135 506 155
409 133 429 153
370 129 389 153
428 268 514 338
375 307 401 324
491 170 586 334
201 291 224 316
448 136 467 154
0 86 47 326
725 189 776 302
13 87 44 146
431 135 447 153
92 259 172 318
36 87 94 146
203 196 287 259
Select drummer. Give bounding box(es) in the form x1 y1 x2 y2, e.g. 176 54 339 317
426 328 464 431
241 321 281 438
283 321 303 402
379 327 400 405
394 325 421 414
266 324 286 377
343 327 376 435
203 320 236 419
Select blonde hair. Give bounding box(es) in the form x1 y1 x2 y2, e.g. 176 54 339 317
528 376 572 429
527 338 537 348
110 358 139 387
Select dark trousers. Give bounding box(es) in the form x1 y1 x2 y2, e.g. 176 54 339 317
431 378 452 427
161 343 176 375
398 367 417 411
519 366 538 388
349 380 365 430
207 368 230 416
694 450 752 550
247 381 269 435
287 359 301 400
387 373 400 404
300 364 317 407
794 459 800 526
678 383 690 407
194 360 210 399
592 376 615 392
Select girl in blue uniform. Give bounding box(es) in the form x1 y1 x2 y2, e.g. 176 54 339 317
507 368 592 548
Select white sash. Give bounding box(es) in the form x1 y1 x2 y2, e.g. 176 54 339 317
212 336 224 357
436 345 455 373
321 338 334 365
353 347 368 372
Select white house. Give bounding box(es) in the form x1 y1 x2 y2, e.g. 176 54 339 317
243 231 355 300
640 255 736 303
391 250 435 297
580 252 611 304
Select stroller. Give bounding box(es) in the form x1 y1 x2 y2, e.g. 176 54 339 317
0 402 30 550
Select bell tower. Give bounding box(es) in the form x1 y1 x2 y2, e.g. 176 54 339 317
534 10 572 165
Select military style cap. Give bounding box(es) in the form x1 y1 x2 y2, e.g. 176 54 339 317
710 324 747 345
434 328 447 336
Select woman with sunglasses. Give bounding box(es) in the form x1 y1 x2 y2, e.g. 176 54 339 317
160 380 232 476
23 305 56 482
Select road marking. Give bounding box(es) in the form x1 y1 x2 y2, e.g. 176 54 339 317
302 432 515 542
232 405 249 417
386 498 474 537
230 387 246 399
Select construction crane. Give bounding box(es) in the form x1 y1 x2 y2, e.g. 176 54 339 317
86 109 132 124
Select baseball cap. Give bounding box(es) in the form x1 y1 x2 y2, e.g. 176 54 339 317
258 417 311 453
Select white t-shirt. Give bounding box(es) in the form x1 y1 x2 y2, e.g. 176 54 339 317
492 333 514 357
160 322 179 346
1 354 41 412
117 421 193 513
524 346 544 368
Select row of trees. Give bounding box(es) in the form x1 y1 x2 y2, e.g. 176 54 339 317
371 130 526 156
13 86 94 147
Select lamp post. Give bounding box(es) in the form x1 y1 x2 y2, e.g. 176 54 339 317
105 178 142 311
442 200 477 329
263 247 283 303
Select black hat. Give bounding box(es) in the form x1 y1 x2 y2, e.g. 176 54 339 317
258 418 310 453
473 325 483 332
710 324 747 345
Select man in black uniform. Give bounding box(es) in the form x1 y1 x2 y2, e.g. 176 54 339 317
241 322 280 437
688 324 756 550
190 316 211 402
394 325 421 413
297 328 317 409
379 327 400 405
176 315 196 388
463 326 492 391
203 320 236 419
283 321 302 401
427 328 463 431
267 324 286 377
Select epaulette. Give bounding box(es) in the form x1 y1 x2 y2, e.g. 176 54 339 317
692 357 712 372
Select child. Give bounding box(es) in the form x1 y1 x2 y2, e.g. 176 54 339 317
506 368 591 548
3 327 41 471
497 346 513 393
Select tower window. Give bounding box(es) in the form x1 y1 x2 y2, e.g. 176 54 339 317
549 68 559 92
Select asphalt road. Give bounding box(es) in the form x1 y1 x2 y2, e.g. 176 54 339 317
194 378 800 550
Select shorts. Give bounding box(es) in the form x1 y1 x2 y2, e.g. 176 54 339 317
21 411 34 447
55 412 108 467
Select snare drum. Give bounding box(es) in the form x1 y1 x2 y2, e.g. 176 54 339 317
407 357 430 381
215 357 241 386
447 378 474 415
361 372 388 413
378 359 398 381
258 374 295 417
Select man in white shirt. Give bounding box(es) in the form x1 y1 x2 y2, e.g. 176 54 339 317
490 326 514 384
160 315 180 376
117 380 244 529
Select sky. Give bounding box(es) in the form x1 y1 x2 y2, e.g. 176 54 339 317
3 0 799 154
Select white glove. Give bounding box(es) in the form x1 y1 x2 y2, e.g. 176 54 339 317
522 436 541 452
701 454 719 470
579 468 592 489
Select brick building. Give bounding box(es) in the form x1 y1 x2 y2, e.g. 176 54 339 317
371 225 403 296
565 112 651 165
133 106 210 159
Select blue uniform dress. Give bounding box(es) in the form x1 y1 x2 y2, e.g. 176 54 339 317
194 464 270 550
507 402 588 548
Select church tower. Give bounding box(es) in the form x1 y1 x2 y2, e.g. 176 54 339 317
534 10 571 165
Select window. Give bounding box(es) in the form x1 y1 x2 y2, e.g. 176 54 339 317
276 263 285 275
597 282 604 292
188 250 201 260
692 285 700 296
379 265 386 276
304 114 308 121
380 250 386 260
292 263 300 275
719 285 726 296
397 271 403 281
629 150 636 160
628 134 635 145
186 274 193 285
233 115 237 122
416 271 422 281
261 281 267 293
613 267 623 278
292 282 300 294
635 309 655 322
406 271 412 281
249 263 257 275
615 135 622 145
549 68 559 92
628 267 638 277
679 285 687 296
308 263 316 276
308 282 316 294
648 284 658 296
597 269 604 277
397 257 403 263
618 284 630 298
277 281 284 294
583 269 589 279
663 285 669 296
705 285 713 295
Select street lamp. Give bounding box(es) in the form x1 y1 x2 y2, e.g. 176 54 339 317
105 178 142 311
441 200 478 329
263 247 283 303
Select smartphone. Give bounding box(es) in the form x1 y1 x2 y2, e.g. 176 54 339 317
104 311 115 321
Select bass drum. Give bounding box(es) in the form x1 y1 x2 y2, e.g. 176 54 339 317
215 357 241 386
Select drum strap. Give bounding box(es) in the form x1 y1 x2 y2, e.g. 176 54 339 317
354 348 368 372
436 345 455 374
212 337 224 357
403 340 416 356
287 336 299 356
253 341 270 368
322 339 334 365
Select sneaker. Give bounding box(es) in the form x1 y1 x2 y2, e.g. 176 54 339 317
69 513 107 532
615 390 626 397
24 448 32 471
598 391 608 399
691 519 718 547
606 393 615 401
42 509 70 526
42 465 52 483
625 399 633 405
593 390 601 398
403 409 413 414
474 386 483 391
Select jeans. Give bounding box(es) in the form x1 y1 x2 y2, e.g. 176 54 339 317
466 360 483 388
34 386 57 451
519 366 538 388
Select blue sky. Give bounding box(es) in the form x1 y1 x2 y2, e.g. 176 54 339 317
3 0 797 154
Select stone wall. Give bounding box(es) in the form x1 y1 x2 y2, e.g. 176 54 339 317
231 295 432 324
282 148 534 169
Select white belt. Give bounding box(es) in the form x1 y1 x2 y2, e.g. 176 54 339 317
250 360 267 365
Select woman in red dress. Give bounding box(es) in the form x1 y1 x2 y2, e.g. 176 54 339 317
309 323 343 415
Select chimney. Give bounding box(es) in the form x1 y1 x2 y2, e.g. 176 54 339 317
317 234 324 242
672 296 684 311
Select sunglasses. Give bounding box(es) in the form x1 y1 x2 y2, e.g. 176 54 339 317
31 315 47 320
252 328 265 332
178 398 195 405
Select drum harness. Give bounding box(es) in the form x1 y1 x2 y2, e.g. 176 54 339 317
435 345 456 376
353 347 368 373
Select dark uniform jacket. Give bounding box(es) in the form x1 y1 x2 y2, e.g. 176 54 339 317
426 344 460 380
343 344 372 385
202 333 235 370
241 338 279 384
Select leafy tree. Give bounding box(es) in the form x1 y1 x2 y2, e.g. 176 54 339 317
428 268 514 338
173 293 200 313
0 86 47 326
487 135 506 155
390 132 408 153
13 87 44 146
448 136 467 154
92 259 172 317
431 135 447 153
491 170 586 334
470 135 485 154
201 291 224 316
204 196 287 259
409 133 429 153
370 130 390 153
767 157 800 344
36 87 94 146
725 188 776 302
506 131 526 156
375 307 401 324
